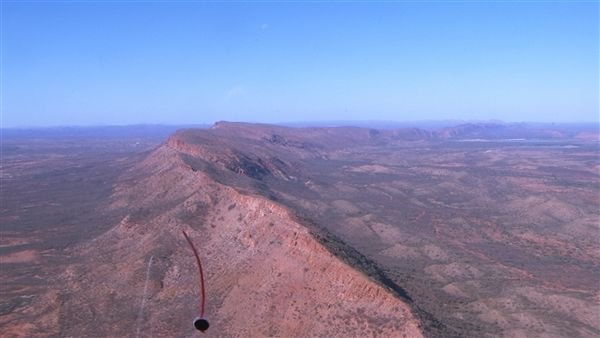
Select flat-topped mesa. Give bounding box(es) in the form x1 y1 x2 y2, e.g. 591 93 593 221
164 122 440 188
168 122 440 164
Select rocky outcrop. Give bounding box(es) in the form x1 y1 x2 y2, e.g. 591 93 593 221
57 141 423 337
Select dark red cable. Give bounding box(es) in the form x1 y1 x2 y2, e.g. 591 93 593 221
182 230 206 318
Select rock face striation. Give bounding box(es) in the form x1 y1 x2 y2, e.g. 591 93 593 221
57 128 423 337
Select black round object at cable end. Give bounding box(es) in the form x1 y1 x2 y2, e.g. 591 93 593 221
194 317 210 332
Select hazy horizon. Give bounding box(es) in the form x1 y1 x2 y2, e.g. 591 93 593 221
2 119 599 132
2 1 598 127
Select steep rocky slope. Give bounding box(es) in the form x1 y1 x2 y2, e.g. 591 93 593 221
4 122 597 337
56 142 423 337
159 123 600 338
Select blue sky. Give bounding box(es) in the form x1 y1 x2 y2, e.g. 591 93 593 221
2 1 598 127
